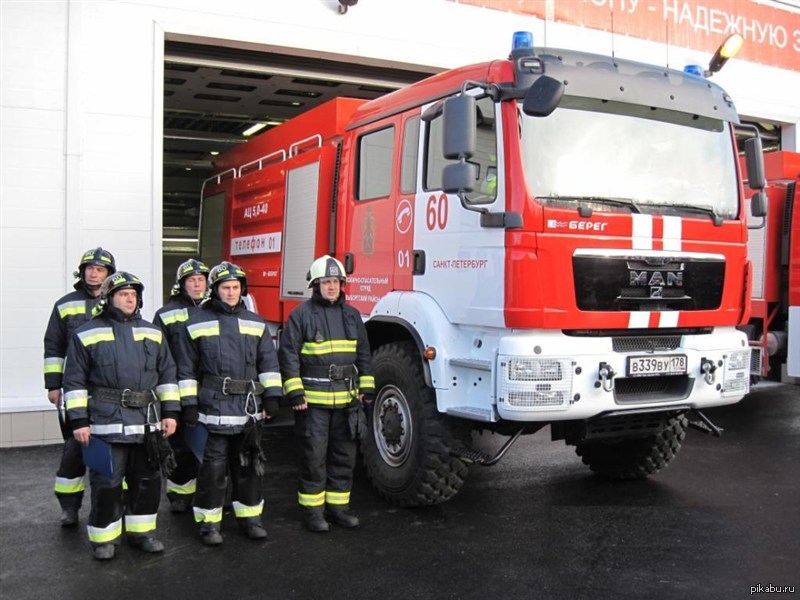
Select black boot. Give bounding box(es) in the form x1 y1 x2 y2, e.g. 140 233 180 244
60 507 79 527
326 505 360 528
239 517 267 540
93 544 116 561
199 523 223 546
304 507 330 533
129 535 165 553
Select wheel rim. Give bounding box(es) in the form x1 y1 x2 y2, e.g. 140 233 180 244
373 384 413 467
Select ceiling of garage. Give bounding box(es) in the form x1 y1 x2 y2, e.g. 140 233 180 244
162 41 435 246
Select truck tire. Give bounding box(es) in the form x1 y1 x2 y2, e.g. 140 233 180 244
361 341 469 506
574 413 688 479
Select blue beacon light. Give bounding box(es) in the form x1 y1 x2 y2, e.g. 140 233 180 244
683 64 705 77
512 31 534 51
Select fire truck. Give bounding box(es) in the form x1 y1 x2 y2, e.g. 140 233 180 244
200 33 768 506
744 151 799 382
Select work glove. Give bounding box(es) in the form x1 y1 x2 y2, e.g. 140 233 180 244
183 405 199 428
240 417 267 477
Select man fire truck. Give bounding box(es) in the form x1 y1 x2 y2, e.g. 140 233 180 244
199 32 768 506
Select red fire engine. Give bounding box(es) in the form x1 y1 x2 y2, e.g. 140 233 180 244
744 151 800 382
200 33 768 506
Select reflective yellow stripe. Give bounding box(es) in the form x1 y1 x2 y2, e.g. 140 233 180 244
88 518 122 544
188 321 220 339
54 475 86 494
44 357 65 374
166 478 196 495
325 490 350 505
160 308 188 326
359 375 375 389
283 377 303 394
179 379 198 398
58 301 86 319
156 383 180 402
64 390 88 411
238 319 265 337
193 506 223 523
233 500 264 518
78 328 114 347
124 514 157 534
305 389 355 405
298 491 325 507
301 340 357 355
133 328 162 343
259 372 282 389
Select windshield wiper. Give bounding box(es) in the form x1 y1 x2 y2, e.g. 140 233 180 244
538 195 641 217
652 203 724 227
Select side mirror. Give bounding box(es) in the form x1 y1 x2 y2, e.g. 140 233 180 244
744 136 766 190
522 75 564 117
443 94 476 159
442 162 477 195
747 190 767 230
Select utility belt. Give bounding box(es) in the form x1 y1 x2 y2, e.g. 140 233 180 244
202 375 264 396
93 387 155 408
302 364 358 381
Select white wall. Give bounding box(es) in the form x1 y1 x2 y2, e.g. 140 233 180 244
2 0 798 445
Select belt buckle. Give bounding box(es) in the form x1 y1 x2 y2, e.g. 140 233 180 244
221 376 232 395
328 364 340 380
120 388 132 408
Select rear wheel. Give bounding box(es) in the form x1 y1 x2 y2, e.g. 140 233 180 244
575 413 688 479
361 342 469 506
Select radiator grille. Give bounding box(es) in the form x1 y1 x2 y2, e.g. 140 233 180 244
612 336 681 353
613 375 692 404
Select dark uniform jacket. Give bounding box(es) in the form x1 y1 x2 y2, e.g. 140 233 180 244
62 306 180 444
176 298 282 434
43 282 99 391
154 293 201 357
279 291 375 408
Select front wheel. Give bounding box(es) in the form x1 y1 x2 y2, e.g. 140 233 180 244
361 342 469 506
575 413 688 479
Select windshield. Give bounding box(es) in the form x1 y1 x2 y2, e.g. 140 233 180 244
519 99 739 219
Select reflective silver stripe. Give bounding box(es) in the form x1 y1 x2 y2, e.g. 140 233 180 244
166 478 196 495
124 513 158 533
64 389 88 410
198 413 263 427
193 506 223 523
88 518 122 544
44 357 65 373
188 320 220 339
90 423 157 436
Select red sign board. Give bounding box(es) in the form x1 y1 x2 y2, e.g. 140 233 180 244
452 0 800 72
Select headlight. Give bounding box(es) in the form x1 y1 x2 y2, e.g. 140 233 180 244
508 358 563 381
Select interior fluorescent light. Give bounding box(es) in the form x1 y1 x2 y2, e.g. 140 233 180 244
242 122 268 136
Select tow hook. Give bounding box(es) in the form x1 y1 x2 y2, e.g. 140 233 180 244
688 409 724 437
598 362 616 392
700 357 717 385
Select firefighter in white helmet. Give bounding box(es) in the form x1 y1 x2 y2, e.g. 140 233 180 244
63 271 180 560
175 261 282 546
278 255 375 532
153 258 210 513
43 247 116 527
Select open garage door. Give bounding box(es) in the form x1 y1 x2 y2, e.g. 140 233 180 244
161 40 435 300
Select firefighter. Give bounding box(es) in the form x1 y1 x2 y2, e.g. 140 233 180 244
154 258 210 513
43 246 116 527
175 261 282 546
278 255 375 533
63 272 180 561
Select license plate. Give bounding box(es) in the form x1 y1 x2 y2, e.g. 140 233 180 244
626 354 687 377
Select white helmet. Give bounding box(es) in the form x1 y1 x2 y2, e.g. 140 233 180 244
306 255 346 288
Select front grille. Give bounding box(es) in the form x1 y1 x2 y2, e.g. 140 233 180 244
573 255 724 311
613 375 692 404
612 336 681 353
